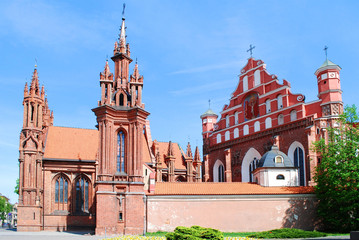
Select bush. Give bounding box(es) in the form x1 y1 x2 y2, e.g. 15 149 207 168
165 226 223 240
247 228 327 239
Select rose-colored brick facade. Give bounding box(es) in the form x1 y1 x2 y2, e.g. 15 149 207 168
17 14 343 235
201 57 343 187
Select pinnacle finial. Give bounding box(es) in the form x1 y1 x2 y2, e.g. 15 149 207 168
324 45 328 61
34 58 38 68
122 3 126 19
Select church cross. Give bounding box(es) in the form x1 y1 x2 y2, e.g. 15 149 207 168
247 44 255 58
208 99 211 109
122 3 126 18
324 45 328 60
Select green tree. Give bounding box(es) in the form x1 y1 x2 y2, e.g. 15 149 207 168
0 196 12 221
313 104 359 232
14 178 19 195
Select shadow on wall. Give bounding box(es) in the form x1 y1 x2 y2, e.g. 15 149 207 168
282 196 321 230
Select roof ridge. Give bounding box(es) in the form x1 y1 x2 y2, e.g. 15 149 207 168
51 125 98 131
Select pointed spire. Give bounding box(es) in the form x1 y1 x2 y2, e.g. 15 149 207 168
119 17 126 53
30 68 39 95
186 142 193 158
194 146 201 162
24 82 28 97
167 141 174 157
100 59 113 80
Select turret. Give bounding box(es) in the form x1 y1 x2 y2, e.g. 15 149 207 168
193 146 202 182
99 60 113 106
315 50 343 116
200 107 218 139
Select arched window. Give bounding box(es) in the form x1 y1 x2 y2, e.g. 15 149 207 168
119 94 124 106
213 160 225 182
75 176 89 213
265 99 271 113
294 147 305 186
278 114 284 125
277 94 283 109
249 158 259 182
216 134 221 144
290 110 297 121
218 165 225 182
234 112 239 124
254 121 260 132
265 117 272 129
254 70 261 86
117 131 126 172
243 125 249 135
225 131 230 141
54 175 69 211
243 76 248 91
276 174 285 180
226 115 230 128
234 128 239 138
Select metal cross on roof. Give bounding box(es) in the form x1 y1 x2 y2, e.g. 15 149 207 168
247 44 255 58
208 99 211 109
324 45 328 60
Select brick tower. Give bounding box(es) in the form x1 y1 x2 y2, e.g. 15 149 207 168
92 15 149 235
17 68 53 231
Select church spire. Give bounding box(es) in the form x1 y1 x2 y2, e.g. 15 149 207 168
186 142 193 158
30 68 40 96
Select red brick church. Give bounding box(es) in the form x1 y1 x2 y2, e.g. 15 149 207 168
17 14 343 235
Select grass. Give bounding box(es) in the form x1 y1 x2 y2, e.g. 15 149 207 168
247 228 328 239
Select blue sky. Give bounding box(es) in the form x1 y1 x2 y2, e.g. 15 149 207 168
1 0 359 203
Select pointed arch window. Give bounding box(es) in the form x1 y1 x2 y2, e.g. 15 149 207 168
218 165 225 182
54 175 69 211
117 131 126 172
294 147 305 186
75 176 89 213
119 94 124 106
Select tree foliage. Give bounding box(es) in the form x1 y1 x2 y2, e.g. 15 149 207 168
313 105 359 232
0 196 12 221
14 178 19 195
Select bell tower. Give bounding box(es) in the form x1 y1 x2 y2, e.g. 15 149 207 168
17 67 53 231
92 13 149 236
315 47 343 117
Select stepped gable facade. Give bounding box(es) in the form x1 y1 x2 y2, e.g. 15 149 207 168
201 57 343 186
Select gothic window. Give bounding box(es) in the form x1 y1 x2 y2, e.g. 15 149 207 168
265 117 272 129
218 165 225 182
290 110 297 121
75 176 90 213
225 131 230 141
216 134 221 144
119 94 124 106
243 76 248 91
254 121 260 132
226 115 230 128
278 114 284 125
294 147 305 186
249 158 259 182
234 112 239 124
277 94 283 109
234 128 239 138
254 70 261 86
243 125 249 135
117 131 126 172
265 99 271 113
54 175 69 211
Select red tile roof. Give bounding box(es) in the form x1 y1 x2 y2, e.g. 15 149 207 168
154 182 314 195
43 126 98 160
